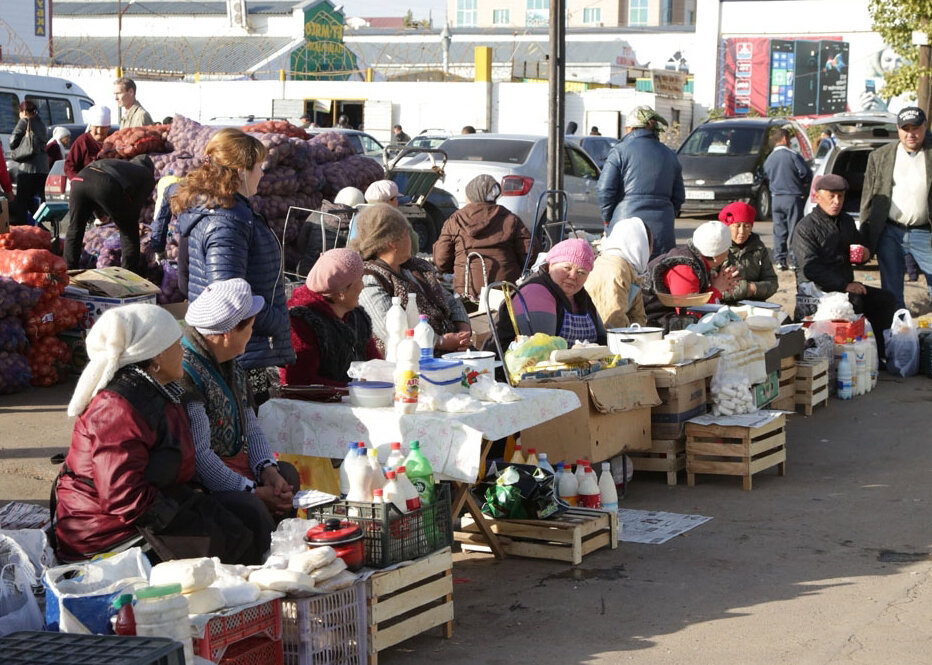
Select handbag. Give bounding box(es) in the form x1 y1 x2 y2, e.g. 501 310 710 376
11 120 39 163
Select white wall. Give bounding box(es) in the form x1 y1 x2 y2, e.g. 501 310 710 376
3 0 52 60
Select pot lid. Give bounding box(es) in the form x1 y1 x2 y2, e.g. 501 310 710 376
306 518 363 544
419 357 462 371
348 380 393 389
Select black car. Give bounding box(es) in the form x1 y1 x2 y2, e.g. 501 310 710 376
676 117 813 220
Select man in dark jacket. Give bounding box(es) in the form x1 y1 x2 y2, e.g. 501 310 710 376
792 174 896 357
597 106 685 259
763 128 811 270
63 155 156 275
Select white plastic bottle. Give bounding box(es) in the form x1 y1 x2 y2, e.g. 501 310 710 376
367 448 385 491
394 330 420 414
599 462 619 513
537 452 555 474
346 447 373 503
578 467 601 508
413 314 435 361
339 441 359 497
525 447 539 466
574 459 589 487
385 297 407 363
382 470 408 513
134 584 194 665
843 342 858 396
394 465 421 511
867 331 879 389
558 466 579 506
386 442 406 470
854 338 868 397
405 292 420 329
837 352 853 400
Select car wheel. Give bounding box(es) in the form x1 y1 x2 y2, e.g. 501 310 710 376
755 186 772 221
412 204 444 253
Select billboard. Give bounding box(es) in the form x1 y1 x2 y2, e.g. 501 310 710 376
1 0 52 62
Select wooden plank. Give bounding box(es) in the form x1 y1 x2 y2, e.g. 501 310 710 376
369 600 455 654
686 414 786 440
369 576 452 625
780 355 797 370
771 396 796 411
631 454 685 472
686 458 747 475
687 440 752 456
748 447 786 474
368 548 452 598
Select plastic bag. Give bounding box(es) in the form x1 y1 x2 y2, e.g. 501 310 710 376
813 292 856 321
884 309 919 377
474 464 563 520
709 355 758 416
347 359 395 383
503 333 567 383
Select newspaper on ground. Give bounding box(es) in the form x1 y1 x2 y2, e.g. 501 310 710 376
618 509 712 544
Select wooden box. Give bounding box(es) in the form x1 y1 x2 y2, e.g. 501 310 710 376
366 547 453 665
629 438 686 486
772 356 798 411
795 358 829 416
456 507 618 565
685 414 787 490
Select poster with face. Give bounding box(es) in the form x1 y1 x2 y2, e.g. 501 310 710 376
859 46 910 113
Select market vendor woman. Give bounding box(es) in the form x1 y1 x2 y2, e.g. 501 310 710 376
54 304 258 563
717 201 778 305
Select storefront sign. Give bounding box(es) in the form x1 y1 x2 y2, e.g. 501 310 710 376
290 0 358 81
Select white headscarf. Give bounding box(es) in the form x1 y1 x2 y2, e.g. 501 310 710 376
52 126 71 156
602 217 650 277
364 180 399 203
67 304 182 417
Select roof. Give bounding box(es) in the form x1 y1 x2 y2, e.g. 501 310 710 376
350 39 632 67
53 1 300 16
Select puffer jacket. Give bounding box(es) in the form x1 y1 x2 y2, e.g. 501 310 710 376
792 205 862 293
178 194 295 370
597 128 685 255
432 202 534 298
720 232 779 304
641 243 711 326
10 116 49 174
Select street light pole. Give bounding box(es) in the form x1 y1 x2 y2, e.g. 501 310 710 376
117 0 123 78
546 0 566 228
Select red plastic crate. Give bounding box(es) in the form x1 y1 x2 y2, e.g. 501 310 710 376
220 635 283 665
193 598 283 663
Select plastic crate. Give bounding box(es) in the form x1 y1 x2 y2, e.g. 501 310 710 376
0 631 184 665
193 598 282 663
282 582 367 665
219 635 283 665
310 483 453 568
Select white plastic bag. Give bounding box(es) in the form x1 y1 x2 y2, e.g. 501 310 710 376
0 534 45 637
884 309 919 377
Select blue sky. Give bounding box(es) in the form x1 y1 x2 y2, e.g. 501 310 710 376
341 1 447 22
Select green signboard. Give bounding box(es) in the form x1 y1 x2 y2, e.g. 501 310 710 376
290 0 358 80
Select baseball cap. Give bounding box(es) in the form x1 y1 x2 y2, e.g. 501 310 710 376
897 107 927 128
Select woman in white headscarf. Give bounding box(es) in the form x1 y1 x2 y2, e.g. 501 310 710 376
65 104 111 181
587 216 651 328
54 303 259 564
46 126 72 169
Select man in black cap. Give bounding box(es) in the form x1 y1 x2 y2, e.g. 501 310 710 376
794 174 896 358
860 105 932 309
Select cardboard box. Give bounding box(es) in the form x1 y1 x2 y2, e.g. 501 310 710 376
641 354 720 389
753 371 779 407
648 376 708 439
160 300 188 319
0 197 9 234
64 267 162 329
519 367 661 461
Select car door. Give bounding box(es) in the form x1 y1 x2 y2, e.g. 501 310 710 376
563 145 602 230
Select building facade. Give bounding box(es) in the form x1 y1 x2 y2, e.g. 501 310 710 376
446 0 697 29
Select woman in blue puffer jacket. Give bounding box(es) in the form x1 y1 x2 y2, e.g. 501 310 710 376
173 128 295 402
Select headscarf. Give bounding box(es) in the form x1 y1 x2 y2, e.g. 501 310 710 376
601 217 650 276
306 248 364 295
364 180 399 203
68 304 182 416
84 104 111 128
52 127 71 156
465 174 501 203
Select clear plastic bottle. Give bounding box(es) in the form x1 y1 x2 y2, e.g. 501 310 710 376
843 341 858 396
558 466 579 506
394 465 421 511
509 442 526 465
403 440 435 505
578 467 601 508
382 470 408 513
339 441 359 497
837 351 853 400
525 448 539 466
405 292 420 329
367 448 385 491
553 461 565 489
537 452 555 474
386 442 406 470
598 462 619 513
346 447 373 503
385 297 407 363
413 314 435 361
394 330 420 414
134 584 193 665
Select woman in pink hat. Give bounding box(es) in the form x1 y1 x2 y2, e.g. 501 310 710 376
717 201 778 305
493 237 607 349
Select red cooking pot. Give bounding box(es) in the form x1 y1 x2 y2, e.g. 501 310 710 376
305 518 365 571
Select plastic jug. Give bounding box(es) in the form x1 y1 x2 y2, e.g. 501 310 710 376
854 338 868 396
385 297 407 363
382 471 408 513
394 465 421 511
537 452 555 474
509 442 526 465
598 462 619 513
837 352 853 400
339 441 359 497
578 467 601 508
558 466 579 506
346 447 373 503
386 442 406 470
367 448 385 491
403 440 435 506
525 448 539 466
413 314 435 360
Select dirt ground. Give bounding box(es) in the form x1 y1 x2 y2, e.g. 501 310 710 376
3 220 932 663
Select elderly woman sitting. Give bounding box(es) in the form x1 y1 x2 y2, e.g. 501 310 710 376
182 279 300 558
55 304 257 563
717 201 779 305
352 203 472 354
282 248 382 387
587 217 651 328
494 238 607 349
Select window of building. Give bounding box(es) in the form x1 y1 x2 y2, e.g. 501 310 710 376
628 0 648 26
456 0 477 27
527 0 549 27
583 7 601 24
662 0 673 24
493 9 510 24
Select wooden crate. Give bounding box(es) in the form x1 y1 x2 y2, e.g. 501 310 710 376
629 438 686 486
795 358 829 416
456 507 617 565
366 547 453 665
685 414 787 491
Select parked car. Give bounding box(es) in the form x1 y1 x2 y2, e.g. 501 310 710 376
431 133 604 234
305 127 385 158
566 135 619 169
803 111 898 226
407 129 453 150
676 117 813 220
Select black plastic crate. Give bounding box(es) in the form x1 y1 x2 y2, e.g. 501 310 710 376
310 483 453 568
0 631 185 665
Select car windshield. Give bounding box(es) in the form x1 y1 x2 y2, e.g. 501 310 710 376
679 127 765 156
440 138 534 164
580 137 616 164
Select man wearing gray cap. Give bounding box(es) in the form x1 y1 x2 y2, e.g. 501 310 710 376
794 174 896 358
860 106 932 309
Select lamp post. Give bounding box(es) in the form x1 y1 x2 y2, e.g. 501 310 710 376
117 0 136 78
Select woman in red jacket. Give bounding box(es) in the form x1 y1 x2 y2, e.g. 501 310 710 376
280 248 381 387
64 105 111 181
54 303 258 563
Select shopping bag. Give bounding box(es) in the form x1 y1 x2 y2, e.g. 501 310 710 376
0 534 45 636
42 547 150 634
11 121 39 163
884 309 919 377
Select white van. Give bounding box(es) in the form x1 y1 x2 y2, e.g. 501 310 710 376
1 71 94 168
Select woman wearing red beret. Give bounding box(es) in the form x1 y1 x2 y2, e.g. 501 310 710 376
718 202 779 304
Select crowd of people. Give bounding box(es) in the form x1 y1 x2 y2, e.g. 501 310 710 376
8 89 923 564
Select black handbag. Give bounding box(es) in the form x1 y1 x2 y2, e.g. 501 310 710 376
11 120 39 162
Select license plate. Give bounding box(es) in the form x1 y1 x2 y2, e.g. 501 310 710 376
685 188 715 200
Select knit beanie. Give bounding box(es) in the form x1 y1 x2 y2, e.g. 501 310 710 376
68 304 181 416
364 180 399 203
692 221 732 258
306 248 364 295
545 238 595 272
465 174 501 203
718 201 756 226
185 278 265 335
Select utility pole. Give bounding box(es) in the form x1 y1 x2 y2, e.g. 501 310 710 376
915 23 932 119
546 0 566 228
